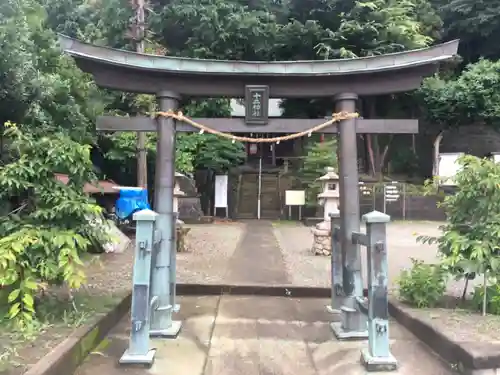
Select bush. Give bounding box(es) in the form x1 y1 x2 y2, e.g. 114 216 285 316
472 284 500 315
397 258 447 308
0 124 109 326
417 156 500 312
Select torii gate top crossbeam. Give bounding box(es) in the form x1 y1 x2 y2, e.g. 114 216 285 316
58 36 459 97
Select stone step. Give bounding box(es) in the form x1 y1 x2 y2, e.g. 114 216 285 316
238 173 281 217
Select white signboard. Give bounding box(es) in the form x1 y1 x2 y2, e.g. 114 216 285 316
384 182 400 203
214 175 228 208
492 153 500 163
437 153 463 186
285 190 305 206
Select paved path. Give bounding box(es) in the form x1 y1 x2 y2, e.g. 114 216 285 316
74 221 455 375
75 295 454 375
226 220 290 285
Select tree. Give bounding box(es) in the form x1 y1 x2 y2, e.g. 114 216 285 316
284 0 442 178
286 0 441 59
150 0 282 60
418 155 500 314
102 99 245 189
418 59 500 176
298 139 338 206
0 0 104 143
41 0 133 49
432 0 500 64
35 0 446 182
0 123 108 325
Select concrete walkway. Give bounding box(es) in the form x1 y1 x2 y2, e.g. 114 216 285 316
74 221 455 375
226 220 289 284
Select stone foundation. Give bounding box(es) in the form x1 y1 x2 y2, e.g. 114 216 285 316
311 221 331 256
176 219 191 252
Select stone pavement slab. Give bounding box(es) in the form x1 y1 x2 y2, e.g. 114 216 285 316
206 296 455 375
74 295 455 375
74 295 219 375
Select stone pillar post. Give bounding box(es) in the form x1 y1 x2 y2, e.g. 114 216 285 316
149 90 182 338
362 210 397 371
334 93 363 306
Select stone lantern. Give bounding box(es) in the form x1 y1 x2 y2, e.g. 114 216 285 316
173 177 185 219
311 167 340 256
318 167 340 222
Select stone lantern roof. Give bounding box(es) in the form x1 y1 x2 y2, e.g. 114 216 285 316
318 167 340 200
318 167 339 181
174 173 186 197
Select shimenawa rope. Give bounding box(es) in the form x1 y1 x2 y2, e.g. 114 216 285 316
156 110 358 144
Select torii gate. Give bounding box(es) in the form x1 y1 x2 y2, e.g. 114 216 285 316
59 35 458 364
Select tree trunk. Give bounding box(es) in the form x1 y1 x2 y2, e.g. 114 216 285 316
366 135 376 176
365 98 377 177
432 131 444 180
365 97 392 180
379 135 394 176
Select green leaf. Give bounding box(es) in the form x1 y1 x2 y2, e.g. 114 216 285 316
9 302 21 319
7 289 20 303
22 294 35 311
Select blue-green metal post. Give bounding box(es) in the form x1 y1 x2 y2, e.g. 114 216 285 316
361 210 397 371
120 209 157 365
149 91 182 338
327 212 342 314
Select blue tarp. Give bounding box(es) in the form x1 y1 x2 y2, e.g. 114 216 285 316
115 188 151 220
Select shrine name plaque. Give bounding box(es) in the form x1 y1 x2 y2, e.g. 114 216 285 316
245 85 269 126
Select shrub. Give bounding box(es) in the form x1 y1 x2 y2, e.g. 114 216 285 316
0 123 109 326
417 155 500 313
397 258 447 308
472 284 500 315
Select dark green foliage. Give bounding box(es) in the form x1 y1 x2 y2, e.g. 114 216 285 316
0 0 104 143
432 0 500 64
419 60 500 129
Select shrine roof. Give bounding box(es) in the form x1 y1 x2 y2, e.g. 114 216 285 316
58 35 459 77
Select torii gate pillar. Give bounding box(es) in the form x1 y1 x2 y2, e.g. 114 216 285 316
149 91 182 337
335 93 364 329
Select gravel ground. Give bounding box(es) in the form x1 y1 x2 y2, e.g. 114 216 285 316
177 222 245 284
86 222 245 288
84 247 134 294
273 220 474 295
273 223 331 288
